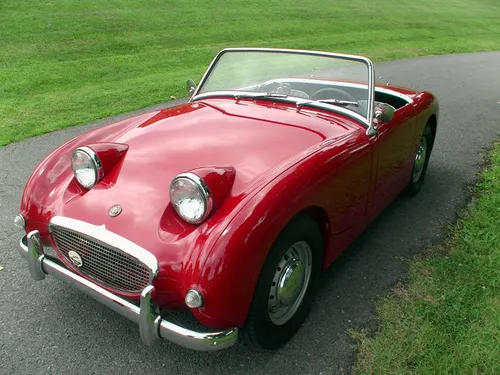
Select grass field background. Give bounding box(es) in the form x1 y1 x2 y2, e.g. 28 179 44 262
1 0 500 145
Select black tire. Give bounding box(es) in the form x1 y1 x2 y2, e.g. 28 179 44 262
240 214 322 349
403 123 434 197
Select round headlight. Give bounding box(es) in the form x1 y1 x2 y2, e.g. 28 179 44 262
170 173 212 224
71 147 103 189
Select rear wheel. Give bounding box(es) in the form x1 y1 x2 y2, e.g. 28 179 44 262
403 123 434 197
241 215 322 349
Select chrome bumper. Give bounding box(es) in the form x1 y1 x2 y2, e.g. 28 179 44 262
19 230 238 351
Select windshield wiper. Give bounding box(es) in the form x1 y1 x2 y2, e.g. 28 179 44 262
318 98 359 106
296 98 359 109
234 92 288 100
232 92 359 109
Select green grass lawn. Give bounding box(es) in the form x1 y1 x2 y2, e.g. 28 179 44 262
1 0 500 146
353 142 500 374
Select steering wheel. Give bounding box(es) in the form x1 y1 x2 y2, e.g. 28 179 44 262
311 88 357 103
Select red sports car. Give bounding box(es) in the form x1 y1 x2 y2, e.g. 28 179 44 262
15 48 438 351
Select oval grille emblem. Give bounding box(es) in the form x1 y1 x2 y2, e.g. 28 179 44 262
108 204 122 217
68 250 83 268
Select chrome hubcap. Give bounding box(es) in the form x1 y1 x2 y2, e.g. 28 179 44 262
268 241 312 325
412 135 428 183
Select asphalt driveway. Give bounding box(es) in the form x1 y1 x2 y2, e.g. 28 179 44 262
1 52 499 375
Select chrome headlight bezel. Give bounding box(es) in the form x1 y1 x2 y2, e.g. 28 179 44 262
169 172 213 224
71 146 104 189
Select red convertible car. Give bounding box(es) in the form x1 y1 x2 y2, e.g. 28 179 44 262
15 48 438 351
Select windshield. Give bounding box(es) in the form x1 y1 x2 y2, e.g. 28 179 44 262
194 49 374 122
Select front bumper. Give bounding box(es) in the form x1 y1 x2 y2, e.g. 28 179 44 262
19 230 238 351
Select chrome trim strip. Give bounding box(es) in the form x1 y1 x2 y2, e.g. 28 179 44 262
189 48 376 134
19 233 238 351
48 216 159 277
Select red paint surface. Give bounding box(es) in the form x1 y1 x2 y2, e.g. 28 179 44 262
19 85 438 329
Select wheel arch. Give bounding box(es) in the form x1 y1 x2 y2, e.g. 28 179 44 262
296 206 331 267
427 114 437 145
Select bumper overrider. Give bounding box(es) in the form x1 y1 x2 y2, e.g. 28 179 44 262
18 224 238 351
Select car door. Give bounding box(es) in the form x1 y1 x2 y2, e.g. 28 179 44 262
367 103 416 221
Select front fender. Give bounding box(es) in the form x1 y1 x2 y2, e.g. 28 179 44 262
191 170 314 328
190 129 371 329
188 154 336 327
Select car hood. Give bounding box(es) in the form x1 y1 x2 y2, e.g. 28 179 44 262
110 98 343 195
21 98 355 256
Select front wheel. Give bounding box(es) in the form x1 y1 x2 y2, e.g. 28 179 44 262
241 215 322 349
403 123 434 197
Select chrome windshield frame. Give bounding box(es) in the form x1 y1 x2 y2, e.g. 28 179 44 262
190 47 376 135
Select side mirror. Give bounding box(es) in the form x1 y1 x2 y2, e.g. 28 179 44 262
186 79 197 97
374 103 395 124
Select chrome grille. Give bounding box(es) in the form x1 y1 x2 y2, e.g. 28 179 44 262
51 226 151 293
